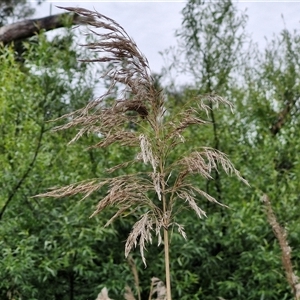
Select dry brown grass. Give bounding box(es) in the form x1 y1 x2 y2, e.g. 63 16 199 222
36 7 248 300
95 287 113 300
95 277 167 300
262 194 300 300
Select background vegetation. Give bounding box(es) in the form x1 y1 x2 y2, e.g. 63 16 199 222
0 0 299 299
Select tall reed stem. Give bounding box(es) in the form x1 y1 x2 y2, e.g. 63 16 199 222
157 103 172 300
163 225 172 300
162 179 172 300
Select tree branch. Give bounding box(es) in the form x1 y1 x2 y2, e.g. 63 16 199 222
0 124 45 220
271 102 292 136
0 12 93 44
270 90 298 136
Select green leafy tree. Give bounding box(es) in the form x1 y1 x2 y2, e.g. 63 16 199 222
0 0 44 26
233 27 300 299
162 1 300 299
0 27 134 300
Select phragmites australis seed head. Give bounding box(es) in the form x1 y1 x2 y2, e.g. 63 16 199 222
36 7 248 267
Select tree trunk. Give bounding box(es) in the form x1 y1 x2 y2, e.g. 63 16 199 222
0 12 92 44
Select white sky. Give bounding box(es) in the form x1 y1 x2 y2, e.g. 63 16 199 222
34 1 300 79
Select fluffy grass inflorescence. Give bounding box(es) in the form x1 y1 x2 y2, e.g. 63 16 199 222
37 7 248 299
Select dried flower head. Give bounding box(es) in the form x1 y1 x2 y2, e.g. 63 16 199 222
262 194 300 300
36 7 247 272
149 277 167 300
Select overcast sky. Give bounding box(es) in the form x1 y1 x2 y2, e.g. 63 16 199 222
35 1 300 79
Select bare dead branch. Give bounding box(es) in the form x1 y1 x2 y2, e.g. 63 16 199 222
0 12 95 44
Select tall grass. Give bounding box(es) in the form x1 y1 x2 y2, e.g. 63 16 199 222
37 7 248 299
262 195 300 300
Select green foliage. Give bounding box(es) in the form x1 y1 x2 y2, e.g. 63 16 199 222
0 0 44 26
1 1 300 299
161 1 300 299
0 31 133 299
